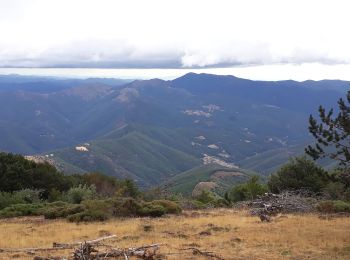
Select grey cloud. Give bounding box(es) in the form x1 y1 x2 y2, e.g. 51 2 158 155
0 39 350 68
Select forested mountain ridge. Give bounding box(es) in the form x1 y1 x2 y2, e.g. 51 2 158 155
0 73 348 187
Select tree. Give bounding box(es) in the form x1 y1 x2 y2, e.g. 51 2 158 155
226 175 267 202
305 91 350 167
0 152 73 195
268 157 330 193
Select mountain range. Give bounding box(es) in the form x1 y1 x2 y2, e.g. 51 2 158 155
0 73 348 189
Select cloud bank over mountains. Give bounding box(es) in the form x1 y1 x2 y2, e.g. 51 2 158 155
1 0 349 68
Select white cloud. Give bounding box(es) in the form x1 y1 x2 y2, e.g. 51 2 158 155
0 0 350 68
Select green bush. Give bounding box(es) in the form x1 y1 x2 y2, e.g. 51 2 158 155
344 188 350 202
268 157 330 193
149 200 182 214
83 199 113 215
334 201 350 212
0 189 44 210
0 203 44 218
67 210 110 222
112 198 142 217
43 203 85 219
195 190 217 204
322 182 345 200
66 184 97 204
226 176 267 202
0 196 182 220
138 203 166 217
317 200 350 213
0 191 24 210
13 189 43 204
65 200 113 222
48 188 63 202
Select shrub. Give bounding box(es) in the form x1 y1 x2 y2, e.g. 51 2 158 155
344 188 350 202
67 210 110 222
112 198 142 217
138 203 166 217
268 157 330 193
333 200 350 212
83 199 113 214
0 189 44 210
48 188 63 202
115 179 140 198
317 200 350 213
322 182 345 200
66 184 97 204
0 203 44 218
149 200 182 214
83 172 120 197
13 189 43 204
0 191 24 210
195 190 217 204
43 203 85 219
226 176 267 202
65 200 113 222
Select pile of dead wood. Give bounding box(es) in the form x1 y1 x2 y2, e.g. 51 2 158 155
0 234 227 259
245 190 323 215
0 235 161 260
73 242 161 260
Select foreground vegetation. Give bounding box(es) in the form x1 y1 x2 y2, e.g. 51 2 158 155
0 209 349 259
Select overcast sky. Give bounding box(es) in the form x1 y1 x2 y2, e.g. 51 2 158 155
1 0 350 80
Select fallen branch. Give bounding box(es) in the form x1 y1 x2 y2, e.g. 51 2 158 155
53 234 117 249
0 247 63 253
75 243 162 260
182 247 224 260
0 235 117 253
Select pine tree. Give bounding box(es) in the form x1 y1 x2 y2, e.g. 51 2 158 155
305 91 350 167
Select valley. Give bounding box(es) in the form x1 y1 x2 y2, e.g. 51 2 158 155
0 73 348 189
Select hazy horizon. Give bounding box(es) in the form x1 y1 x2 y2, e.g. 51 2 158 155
1 63 350 81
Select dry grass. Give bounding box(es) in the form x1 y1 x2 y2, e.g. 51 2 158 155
0 209 349 259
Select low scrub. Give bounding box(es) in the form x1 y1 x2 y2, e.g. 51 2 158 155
0 197 183 221
0 203 45 218
225 176 267 203
44 203 85 219
112 198 142 217
148 200 182 214
67 210 110 222
138 203 166 217
317 200 350 213
0 189 43 210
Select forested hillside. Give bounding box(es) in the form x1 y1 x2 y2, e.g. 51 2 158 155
0 73 348 187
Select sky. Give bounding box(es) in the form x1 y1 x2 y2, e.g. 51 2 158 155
1 0 350 80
